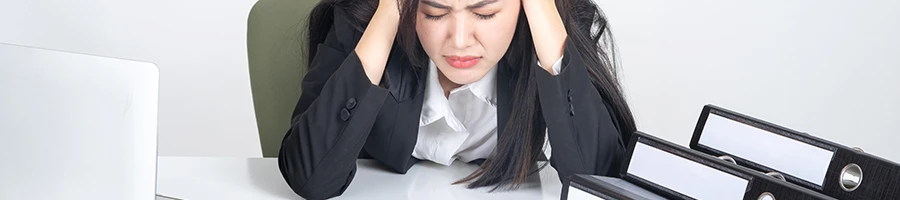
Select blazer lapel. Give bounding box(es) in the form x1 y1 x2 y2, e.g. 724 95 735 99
372 56 516 171
363 48 427 173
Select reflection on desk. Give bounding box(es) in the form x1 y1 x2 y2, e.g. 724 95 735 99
156 156 563 200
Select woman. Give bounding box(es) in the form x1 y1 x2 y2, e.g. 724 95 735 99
278 0 636 199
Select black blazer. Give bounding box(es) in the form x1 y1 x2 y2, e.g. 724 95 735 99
278 7 625 200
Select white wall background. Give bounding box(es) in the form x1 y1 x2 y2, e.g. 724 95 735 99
0 0 262 157
597 0 900 162
2 0 898 163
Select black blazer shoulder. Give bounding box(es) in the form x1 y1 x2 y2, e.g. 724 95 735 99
277 6 626 199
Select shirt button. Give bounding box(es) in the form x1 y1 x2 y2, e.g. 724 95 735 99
340 108 351 121
346 98 357 110
568 104 575 116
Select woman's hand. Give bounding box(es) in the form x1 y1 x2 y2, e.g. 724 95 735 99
522 0 568 75
355 0 402 85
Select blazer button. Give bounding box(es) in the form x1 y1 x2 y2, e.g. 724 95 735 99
340 108 351 121
568 104 575 116
346 98 357 109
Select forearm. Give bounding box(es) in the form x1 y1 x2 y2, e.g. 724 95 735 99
534 39 626 181
280 51 391 198
355 2 400 85
524 1 568 74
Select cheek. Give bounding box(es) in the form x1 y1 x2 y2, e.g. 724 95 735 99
416 17 446 57
474 11 520 58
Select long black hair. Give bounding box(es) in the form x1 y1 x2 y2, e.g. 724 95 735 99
305 0 636 191
305 1 377 66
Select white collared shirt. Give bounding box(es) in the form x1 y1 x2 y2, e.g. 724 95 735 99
413 58 563 166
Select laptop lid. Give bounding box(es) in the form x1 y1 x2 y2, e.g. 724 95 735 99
0 43 158 200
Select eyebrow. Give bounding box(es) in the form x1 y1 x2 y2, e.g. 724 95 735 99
421 0 499 10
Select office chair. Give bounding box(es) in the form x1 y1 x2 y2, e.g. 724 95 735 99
247 0 319 157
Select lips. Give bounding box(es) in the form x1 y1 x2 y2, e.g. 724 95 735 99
445 56 481 69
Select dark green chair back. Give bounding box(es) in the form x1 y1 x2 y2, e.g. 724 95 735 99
247 0 319 157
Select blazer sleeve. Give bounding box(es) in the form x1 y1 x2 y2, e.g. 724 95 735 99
534 38 627 184
277 8 390 200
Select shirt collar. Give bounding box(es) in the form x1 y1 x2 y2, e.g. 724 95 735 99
420 60 498 127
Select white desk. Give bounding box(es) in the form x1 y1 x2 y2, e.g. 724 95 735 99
156 156 563 200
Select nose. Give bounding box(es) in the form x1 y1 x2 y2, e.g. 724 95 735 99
450 12 475 49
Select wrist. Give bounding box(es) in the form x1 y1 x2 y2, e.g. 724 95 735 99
373 7 400 33
523 1 557 15
377 1 400 20
523 1 563 32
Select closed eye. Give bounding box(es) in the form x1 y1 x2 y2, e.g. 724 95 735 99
424 12 496 21
474 12 496 20
424 13 448 20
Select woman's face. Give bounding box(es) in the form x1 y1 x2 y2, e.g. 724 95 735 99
416 0 520 85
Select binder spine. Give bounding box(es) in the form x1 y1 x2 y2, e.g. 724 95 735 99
691 105 837 190
625 134 749 200
569 181 617 200
823 148 900 199
691 105 900 199
622 175 692 200
744 178 831 200
632 132 836 200
568 178 629 200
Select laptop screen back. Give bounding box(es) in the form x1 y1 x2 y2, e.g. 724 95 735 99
0 44 158 200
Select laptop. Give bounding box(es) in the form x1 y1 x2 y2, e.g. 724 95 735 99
0 43 159 200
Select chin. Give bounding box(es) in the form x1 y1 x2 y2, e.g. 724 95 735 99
436 63 493 85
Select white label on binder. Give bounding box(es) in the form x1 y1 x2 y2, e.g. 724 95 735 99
568 186 607 200
630 143 748 199
699 114 834 186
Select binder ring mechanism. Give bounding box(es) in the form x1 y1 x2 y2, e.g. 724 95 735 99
757 192 775 200
717 155 737 165
840 163 862 192
765 172 787 182
840 146 864 192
